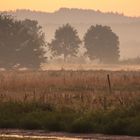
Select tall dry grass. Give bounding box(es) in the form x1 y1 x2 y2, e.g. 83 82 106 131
0 70 139 111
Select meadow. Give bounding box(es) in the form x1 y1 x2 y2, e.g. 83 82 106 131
0 70 140 136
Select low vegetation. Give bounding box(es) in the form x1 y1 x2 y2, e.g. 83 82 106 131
0 70 140 136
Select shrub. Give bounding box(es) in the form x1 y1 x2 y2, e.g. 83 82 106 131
126 116 140 136
70 117 93 133
20 117 42 130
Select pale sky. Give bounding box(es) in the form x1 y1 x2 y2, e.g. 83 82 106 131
0 0 140 17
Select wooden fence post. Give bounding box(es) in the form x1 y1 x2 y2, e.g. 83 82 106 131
107 74 112 94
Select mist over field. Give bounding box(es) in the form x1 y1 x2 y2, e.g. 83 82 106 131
5 8 140 59
0 5 140 139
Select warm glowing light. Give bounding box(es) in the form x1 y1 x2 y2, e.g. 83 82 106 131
0 0 140 16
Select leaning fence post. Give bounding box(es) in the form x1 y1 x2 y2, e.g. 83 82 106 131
107 74 112 94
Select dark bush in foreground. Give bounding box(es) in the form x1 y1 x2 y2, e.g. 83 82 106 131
0 100 140 136
70 118 93 133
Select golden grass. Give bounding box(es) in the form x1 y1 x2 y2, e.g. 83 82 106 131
0 70 139 111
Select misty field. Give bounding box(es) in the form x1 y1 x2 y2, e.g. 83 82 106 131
0 70 140 136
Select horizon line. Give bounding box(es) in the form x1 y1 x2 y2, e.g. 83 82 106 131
0 7 140 18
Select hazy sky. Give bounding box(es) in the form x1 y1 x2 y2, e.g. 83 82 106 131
0 0 140 16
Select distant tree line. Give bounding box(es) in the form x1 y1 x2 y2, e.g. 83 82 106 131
0 14 120 70
49 24 120 64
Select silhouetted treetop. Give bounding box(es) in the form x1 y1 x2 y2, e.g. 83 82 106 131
84 25 120 63
0 14 46 70
49 23 81 62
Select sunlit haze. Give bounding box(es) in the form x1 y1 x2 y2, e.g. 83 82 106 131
0 0 140 16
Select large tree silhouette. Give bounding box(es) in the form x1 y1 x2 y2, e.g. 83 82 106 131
49 24 81 62
84 25 120 63
0 14 46 69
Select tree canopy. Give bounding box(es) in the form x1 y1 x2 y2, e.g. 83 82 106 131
49 24 81 62
0 14 46 70
84 25 120 63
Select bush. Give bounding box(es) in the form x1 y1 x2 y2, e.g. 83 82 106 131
126 116 140 136
103 118 129 135
0 119 17 128
70 117 93 133
20 116 42 130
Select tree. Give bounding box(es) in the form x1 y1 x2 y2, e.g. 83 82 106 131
0 14 46 69
16 19 46 69
49 24 81 62
84 25 120 63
